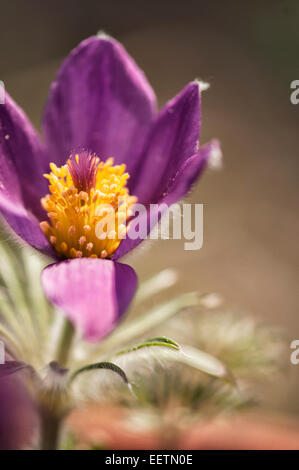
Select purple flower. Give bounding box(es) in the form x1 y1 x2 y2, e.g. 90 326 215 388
0 35 220 341
0 373 37 449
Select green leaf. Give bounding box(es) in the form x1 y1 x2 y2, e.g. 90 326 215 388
69 361 130 387
0 244 39 349
157 345 234 382
22 249 52 336
146 337 180 348
110 336 181 359
134 269 178 303
109 340 233 383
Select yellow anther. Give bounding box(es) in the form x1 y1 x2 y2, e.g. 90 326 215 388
83 225 91 233
40 221 50 233
68 226 76 236
79 191 89 202
79 236 86 246
60 242 68 252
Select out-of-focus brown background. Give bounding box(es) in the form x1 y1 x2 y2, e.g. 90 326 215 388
1 0 298 413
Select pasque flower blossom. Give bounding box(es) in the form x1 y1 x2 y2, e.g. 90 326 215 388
0 34 220 341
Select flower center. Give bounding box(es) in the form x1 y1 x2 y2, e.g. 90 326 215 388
40 152 137 259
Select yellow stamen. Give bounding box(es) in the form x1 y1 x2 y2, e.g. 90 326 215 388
40 154 137 259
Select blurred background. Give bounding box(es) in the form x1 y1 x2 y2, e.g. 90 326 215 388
1 0 298 415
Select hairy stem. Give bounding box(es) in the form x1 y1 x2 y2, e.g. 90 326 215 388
55 319 75 367
39 319 75 450
40 412 62 451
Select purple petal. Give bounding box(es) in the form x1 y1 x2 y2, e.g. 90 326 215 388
0 92 53 255
0 194 55 257
113 140 221 259
41 258 137 342
0 361 28 378
0 374 37 450
42 35 157 178
0 92 49 218
131 82 201 204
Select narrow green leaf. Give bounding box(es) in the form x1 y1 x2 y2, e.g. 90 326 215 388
22 249 52 338
109 341 233 384
0 324 23 358
146 337 180 348
0 287 25 341
111 336 181 359
70 361 129 386
157 345 234 382
0 244 39 348
134 269 178 303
